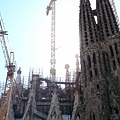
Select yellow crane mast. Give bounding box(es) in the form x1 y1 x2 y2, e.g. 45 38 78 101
0 19 15 120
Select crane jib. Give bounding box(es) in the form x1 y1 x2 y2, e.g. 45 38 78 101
0 18 16 120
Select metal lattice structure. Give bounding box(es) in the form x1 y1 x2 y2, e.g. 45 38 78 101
0 19 15 120
46 0 56 81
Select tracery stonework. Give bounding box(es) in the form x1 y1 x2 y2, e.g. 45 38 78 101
79 0 120 120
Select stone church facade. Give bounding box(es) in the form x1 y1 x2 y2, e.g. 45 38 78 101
79 0 120 120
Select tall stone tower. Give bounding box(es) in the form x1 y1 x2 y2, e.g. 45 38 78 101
79 0 120 119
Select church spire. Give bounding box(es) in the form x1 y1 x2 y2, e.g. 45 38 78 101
96 0 119 40
79 0 98 50
79 0 99 86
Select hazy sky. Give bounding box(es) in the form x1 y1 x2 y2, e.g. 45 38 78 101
0 0 120 85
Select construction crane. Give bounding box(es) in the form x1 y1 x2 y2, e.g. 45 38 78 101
0 18 15 120
46 0 57 81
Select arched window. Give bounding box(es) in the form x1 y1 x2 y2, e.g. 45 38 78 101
90 111 96 120
98 52 102 74
87 55 93 80
109 45 114 57
83 60 87 86
93 53 98 76
114 43 119 55
106 52 111 72
87 55 91 69
113 60 116 70
93 53 96 65
102 52 107 72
